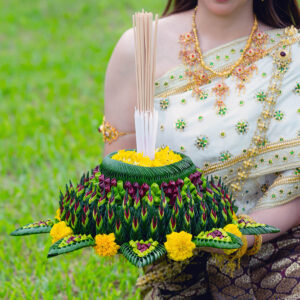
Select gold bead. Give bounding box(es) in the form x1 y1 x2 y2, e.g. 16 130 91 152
237 171 247 181
243 159 253 168
258 121 267 131
253 136 263 146
231 183 241 192
266 98 276 105
262 110 271 119
248 147 258 156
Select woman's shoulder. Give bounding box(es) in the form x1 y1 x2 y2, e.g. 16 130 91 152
110 10 193 79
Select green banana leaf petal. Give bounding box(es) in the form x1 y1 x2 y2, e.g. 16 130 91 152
239 225 280 235
10 220 54 236
48 234 95 258
120 242 166 268
193 230 242 249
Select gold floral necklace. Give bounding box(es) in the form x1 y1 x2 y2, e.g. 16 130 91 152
179 6 269 115
192 6 258 77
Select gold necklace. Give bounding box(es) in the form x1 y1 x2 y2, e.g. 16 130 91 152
192 5 258 78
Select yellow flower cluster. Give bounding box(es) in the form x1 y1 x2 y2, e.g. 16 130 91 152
93 233 120 257
111 146 182 167
50 221 73 244
223 224 242 238
223 223 243 255
164 231 196 261
232 211 238 221
55 208 61 221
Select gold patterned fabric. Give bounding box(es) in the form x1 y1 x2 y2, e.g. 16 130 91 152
207 225 300 299
140 226 300 299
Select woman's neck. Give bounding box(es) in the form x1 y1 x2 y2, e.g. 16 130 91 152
195 1 255 53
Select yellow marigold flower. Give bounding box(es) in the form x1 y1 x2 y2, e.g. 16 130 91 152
164 231 196 261
50 221 73 244
223 224 242 238
223 224 242 255
232 211 238 221
111 146 182 167
55 208 61 221
93 233 120 257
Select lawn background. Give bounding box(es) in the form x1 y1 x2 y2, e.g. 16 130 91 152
0 1 164 299
1 1 300 299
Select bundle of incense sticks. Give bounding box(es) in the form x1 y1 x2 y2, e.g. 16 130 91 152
133 11 158 160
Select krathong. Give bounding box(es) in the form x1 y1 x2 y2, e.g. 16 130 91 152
11 147 279 267
11 10 280 272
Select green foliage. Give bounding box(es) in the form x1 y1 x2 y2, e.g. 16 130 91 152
1 0 164 298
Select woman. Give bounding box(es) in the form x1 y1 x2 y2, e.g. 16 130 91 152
101 0 300 298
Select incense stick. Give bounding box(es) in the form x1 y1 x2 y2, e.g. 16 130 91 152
133 11 159 159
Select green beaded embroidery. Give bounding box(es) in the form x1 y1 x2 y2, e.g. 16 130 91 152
181 98 186 104
175 119 186 130
218 107 227 116
219 151 232 162
198 90 208 101
219 132 226 138
256 91 267 102
195 136 208 150
236 121 249 134
294 83 300 95
274 110 284 121
160 98 169 110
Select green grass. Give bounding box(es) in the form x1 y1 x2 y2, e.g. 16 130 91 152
0 1 164 299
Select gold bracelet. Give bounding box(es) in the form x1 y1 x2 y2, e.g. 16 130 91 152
246 234 262 256
98 116 134 144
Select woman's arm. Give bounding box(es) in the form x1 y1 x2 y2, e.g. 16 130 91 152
103 29 136 156
248 196 300 247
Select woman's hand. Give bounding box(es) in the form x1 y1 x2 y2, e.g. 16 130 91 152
198 247 226 255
